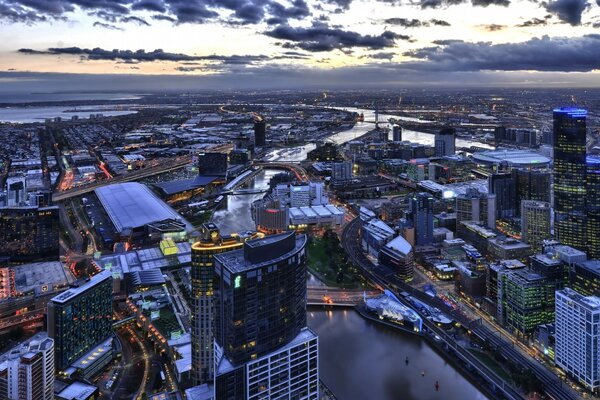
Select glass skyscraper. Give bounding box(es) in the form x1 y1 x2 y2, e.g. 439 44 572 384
587 156 600 259
190 223 262 386
553 107 587 251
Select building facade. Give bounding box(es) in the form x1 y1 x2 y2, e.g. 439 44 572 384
555 288 600 393
553 107 587 251
587 156 600 259
521 200 552 253
47 270 113 372
434 128 456 157
410 193 434 246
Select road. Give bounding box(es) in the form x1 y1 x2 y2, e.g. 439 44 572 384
52 155 192 202
341 216 582 400
306 287 379 306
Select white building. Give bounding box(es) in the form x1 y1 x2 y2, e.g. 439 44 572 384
555 288 600 393
273 182 327 207
0 333 54 400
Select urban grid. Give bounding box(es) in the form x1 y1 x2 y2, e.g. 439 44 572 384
1 1 600 400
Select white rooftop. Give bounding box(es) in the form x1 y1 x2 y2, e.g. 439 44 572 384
385 235 412 256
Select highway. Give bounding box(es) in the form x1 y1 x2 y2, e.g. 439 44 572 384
52 155 192 202
341 216 582 400
255 161 309 182
306 287 380 306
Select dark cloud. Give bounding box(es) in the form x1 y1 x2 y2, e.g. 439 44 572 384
419 0 509 8
0 0 313 25
120 15 149 25
93 20 123 30
483 23 506 30
517 15 551 26
17 46 274 65
365 51 395 60
402 34 600 72
545 0 589 25
471 0 510 6
265 23 410 52
383 17 451 27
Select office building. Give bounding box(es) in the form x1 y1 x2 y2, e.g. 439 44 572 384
273 182 327 207
555 288 600 393
553 107 587 251
514 168 552 208
500 267 564 338
455 188 496 229
488 237 532 261
48 270 113 372
434 128 456 157
489 166 516 219
521 200 552 252
0 333 54 400
0 206 59 264
254 119 266 147
213 232 318 399
571 260 600 297
198 152 228 177
392 125 402 142
378 235 414 281
361 219 395 258
189 224 262 386
410 193 434 245
331 161 352 182
587 156 600 259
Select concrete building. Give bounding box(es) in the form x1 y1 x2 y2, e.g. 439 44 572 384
0 333 54 400
378 235 414 281
555 288 600 393
361 219 395 258
572 260 600 297
455 188 496 229
434 128 456 157
331 161 352 182
521 200 552 252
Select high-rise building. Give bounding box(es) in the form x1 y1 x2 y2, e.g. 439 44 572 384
254 119 266 147
392 125 402 142
190 223 262 386
331 161 352 182
555 288 600 394
513 168 552 212
198 152 228 177
571 260 600 297
410 193 434 245
587 156 600 259
0 206 60 264
434 127 456 157
213 232 318 399
0 333 54 400
47 270 113 372
455 188 496 229
521 200 552 253
489 165 516 219
553 107 587 251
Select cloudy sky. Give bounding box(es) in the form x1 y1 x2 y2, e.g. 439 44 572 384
1 0 600 90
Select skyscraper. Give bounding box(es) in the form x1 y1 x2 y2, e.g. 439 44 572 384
455 188 496 229
411 193 434 245
190 223 262 386
587 156 600 259
513 168 552 212
434 127 456 157
213 232 318 399
555 288 600 394
392 125 402 142
489 164 516 219
331 161 353 182
521 200 551 253
47 270 113 372
254 118 266 147
553 107 587 251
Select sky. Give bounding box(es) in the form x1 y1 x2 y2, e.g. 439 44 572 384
1 0 600 91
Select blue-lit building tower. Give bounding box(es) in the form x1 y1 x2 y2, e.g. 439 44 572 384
553 107 587 251
411 192 434 245
587 156 600 259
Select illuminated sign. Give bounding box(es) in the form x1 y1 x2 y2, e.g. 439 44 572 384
234 275 241 289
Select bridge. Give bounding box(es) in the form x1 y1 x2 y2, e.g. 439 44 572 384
306 287 380 307
52 155 192 202
255 162 308 182
113 316 136 329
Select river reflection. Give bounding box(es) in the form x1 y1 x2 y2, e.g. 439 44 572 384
308 309 488 400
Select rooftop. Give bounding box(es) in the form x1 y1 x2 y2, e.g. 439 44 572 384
95 182 185 233
56 381 98 400
214 233 306 274
13 261 73 295
50 270 112 305
153 176 218 196
472 149 550 167
558 288 600 310
385 235 412 256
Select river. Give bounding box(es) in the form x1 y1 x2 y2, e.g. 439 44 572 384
213 106 490 399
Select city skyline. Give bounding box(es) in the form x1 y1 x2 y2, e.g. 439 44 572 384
1 0 600 91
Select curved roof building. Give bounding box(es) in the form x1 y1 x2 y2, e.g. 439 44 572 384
472 149 550 167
